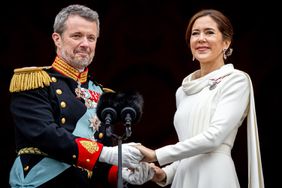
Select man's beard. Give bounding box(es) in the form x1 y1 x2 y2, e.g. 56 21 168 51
61 50 92 71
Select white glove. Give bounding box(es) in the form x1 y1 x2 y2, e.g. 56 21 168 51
122 162 154 185
99 142 143 169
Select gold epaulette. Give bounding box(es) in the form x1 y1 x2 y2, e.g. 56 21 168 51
103 87 115 93
9 66 52 93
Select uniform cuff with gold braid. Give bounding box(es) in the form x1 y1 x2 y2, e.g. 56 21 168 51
75 138 103 171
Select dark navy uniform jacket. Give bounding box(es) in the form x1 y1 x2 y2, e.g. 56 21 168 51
9 56 117 188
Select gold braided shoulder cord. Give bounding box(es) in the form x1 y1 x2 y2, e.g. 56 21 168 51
17 147 48 156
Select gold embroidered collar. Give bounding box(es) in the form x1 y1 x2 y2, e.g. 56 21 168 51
52 56 88 83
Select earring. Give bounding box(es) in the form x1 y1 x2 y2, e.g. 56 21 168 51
223 49 227 60
223 48 233 60
192 56 195 61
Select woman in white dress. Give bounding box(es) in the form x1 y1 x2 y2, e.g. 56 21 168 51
136 9 264 188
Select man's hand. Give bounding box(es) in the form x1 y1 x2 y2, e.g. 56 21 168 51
99 142 143 169
122 162 154 185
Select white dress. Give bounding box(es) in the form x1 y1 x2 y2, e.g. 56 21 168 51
155 64 264 188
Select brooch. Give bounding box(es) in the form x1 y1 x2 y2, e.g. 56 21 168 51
208 75 229 90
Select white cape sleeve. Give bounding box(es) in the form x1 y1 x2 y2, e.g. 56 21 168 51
246 74 264 188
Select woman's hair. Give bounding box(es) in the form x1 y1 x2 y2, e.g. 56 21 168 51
185 9 233 47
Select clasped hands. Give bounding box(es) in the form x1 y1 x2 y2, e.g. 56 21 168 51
99 142 163 185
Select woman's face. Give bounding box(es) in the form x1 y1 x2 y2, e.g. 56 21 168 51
190 15 229 64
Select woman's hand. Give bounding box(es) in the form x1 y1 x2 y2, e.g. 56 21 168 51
149 163 167 184
135 145 157 163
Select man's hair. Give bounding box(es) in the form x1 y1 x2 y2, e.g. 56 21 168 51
53 4 100 36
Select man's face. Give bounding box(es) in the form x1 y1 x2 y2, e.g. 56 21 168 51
52 15 98 71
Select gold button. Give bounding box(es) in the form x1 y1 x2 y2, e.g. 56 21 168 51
56 89 62 95
86 159 90 162
61 117 66 124
51 77 57 82
24 165 29 171
60 101 67 108
72 155 77 159
98 133 104 139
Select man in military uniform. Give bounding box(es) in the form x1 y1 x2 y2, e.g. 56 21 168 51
9 4 153 187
